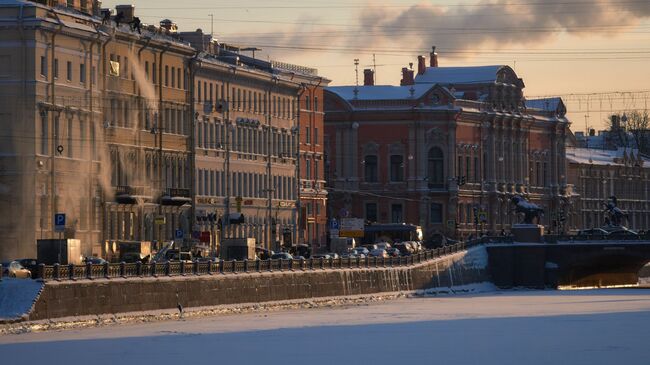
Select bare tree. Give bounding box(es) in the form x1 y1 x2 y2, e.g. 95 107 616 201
625 110 650 154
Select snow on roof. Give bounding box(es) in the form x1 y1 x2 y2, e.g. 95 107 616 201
526 98 562 112
414 65 504 85
326 84 433 101
566 147 650 166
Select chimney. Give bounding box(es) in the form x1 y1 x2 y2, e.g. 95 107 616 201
400 67 414 86
115 4 134 23
417 55 426 75
363 69 374 86
430 46 439 67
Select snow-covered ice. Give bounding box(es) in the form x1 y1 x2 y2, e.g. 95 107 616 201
0 278 43 321
2 289 650 364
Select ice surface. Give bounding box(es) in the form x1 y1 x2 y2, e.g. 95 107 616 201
2 289 649 365
0 278 43 321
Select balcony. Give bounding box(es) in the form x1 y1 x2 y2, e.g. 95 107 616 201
114 186 153 204
161 188 192 206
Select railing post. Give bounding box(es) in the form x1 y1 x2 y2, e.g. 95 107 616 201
300 258 305 271
68 264 74 280
180 261 186 276
53 263 60 281
193 260 199 275
256 259 261 272
103 262 109 279
119 262 126 278
38 263 45 280
243 260 248 273
136 261 142 277
231 260 236 274
219 259 224 274
207 260 212 275
279 258 283 272
86 262 92 280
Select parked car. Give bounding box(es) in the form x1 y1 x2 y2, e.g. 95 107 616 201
393 243 413 256
375 242 391 250
327 253 340 259
386 248 401 257
83 257 108 265
1 261 31 278
17 258 38 278
312 253 332 260
256 247 273 260
352 247 370 256
271 252 293 260
577 228 610 236
369 249 389 258
164 250 193 263
607 228 639 238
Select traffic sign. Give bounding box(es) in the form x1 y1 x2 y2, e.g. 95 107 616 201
155 216 166 225
175 229 184 239
54 213 66 232
478 211 488 223
330 218 339 230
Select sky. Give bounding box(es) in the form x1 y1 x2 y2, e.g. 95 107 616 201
101 0 650 131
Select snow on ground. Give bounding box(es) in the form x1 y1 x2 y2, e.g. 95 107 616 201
1 289 650 365
0 278 43 321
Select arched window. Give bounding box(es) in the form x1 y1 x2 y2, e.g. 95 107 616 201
364 155 378 182
390 155 404 182
427 147 444 188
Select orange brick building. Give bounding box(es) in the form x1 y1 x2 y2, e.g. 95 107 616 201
324 49 572 240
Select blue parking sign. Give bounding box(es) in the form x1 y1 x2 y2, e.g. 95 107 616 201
54 213 66 232
175 229 184 239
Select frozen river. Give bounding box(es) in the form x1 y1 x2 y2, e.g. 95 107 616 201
2 289 650 364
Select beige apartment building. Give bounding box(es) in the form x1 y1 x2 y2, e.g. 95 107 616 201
0 0 328 260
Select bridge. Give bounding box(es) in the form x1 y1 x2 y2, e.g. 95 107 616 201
487 239 650 288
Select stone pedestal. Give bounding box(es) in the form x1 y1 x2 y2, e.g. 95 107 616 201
512 224 544 243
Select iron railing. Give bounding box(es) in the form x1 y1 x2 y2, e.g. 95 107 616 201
27 240 490 282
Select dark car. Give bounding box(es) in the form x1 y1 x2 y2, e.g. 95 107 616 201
271 252 293 260
83 257 108 265
577 228 610 236
386 248 401 257
393 243 413 256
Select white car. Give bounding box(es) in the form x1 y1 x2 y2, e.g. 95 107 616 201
369 249 389 258
375 242 392 250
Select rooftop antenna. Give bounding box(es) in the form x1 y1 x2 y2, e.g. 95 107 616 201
372 53 377 84
354 58 360 87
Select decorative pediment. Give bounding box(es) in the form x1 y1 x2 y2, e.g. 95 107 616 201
363 141 379 155
389 142 405 155
425 127 445 144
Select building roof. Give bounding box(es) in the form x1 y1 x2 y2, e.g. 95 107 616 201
526 97 562 112
566 147 650 166
414 65 505 85
325 84 434 101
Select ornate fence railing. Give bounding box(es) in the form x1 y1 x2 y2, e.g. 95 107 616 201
0 238 505 282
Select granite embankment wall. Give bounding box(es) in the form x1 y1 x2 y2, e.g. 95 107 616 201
28 247 489 320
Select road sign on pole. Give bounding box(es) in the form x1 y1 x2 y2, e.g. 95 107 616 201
54 213 66 232
175 229 184 239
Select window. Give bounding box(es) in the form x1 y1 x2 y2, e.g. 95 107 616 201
145 61 149 79
430 203 443 223
543 162 548 187
305 96 310 110
314 160 319 180
314 96 318 112
152 62 156 83
80 63 86 83
390 155 404 182
364 155 378 182
67 117 73 158
197 82 201 102
474 156 479 182
40 113 48 155
466 156 471 182
457 155 463 179
170 67 175 87
40 56 47 77
427 147 444 188
123 57 128 79
177 68 181 89
54 58 59 79
306 127 311 144
365 203 377 222
391 204 403 223
306 159 311 180
314 127 318 144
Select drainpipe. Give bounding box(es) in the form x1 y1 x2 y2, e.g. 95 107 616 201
89 22 102 255
99 26 113 248
294 83 307 247
49 9 63 240
157 43 170 244
135 37 151 96
186 51 201 249
308 77 323 248
133 37 151 242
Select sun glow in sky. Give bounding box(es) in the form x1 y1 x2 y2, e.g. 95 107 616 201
103 0 650 130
